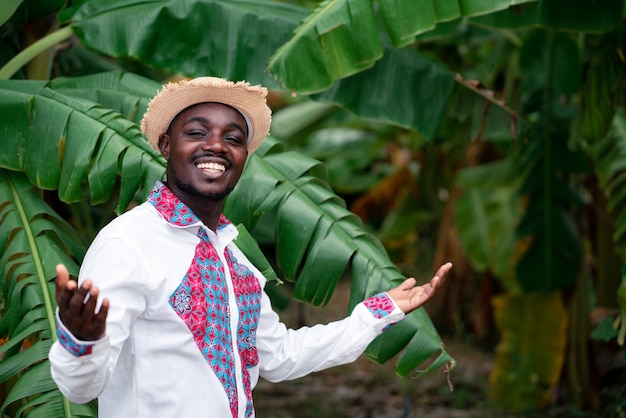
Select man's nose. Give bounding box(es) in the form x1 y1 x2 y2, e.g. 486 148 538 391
200 134 227 152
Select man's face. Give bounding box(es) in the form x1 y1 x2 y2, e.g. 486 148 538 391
158 102 249 204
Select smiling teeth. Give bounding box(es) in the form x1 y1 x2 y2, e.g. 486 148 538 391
197 162 225 172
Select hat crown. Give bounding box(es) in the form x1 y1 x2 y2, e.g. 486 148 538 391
189 76 226 86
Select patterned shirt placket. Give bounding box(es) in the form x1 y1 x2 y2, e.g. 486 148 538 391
226 248 261 418
151 182 241 418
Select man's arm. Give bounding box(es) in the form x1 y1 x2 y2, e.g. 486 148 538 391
50 237 149 404
256 262 452 383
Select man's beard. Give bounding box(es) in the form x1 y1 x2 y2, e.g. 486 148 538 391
173 176 235 202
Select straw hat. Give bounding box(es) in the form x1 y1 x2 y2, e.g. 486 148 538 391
141 77 272 153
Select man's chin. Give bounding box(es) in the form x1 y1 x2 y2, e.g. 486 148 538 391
175 179 234 202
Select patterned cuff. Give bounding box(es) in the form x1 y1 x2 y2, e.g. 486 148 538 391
363 292 396 319
56 323 94 357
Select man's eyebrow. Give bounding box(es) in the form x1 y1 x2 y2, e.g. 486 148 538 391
227 122 247 134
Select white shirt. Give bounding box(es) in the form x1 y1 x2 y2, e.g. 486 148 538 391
49 181 404 418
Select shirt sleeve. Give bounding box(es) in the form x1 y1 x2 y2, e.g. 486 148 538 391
256 288 405 383
48 237 150 404
49 313 112 404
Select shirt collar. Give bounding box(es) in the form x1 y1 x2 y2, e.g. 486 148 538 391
147 181 232 231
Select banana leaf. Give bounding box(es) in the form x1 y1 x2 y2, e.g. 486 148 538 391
0 170 96 417
513 29 587 292
267 0 539 93
313 41 455 139
587 110 626 254
489 291 568 409
59 0 306 89
0 76 166 211
471 0 626 33
454 160 520 288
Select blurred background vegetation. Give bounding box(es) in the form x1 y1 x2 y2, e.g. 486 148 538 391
1 0 625 417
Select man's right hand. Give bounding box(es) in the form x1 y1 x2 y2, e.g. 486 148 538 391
55 264 109 341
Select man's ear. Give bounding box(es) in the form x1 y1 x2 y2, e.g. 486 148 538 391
158 134 170 160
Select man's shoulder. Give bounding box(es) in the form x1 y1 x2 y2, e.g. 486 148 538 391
96 202 159 238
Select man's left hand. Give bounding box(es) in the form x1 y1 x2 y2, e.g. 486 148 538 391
387 262 452 314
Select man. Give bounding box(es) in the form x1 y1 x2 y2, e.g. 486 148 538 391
49 77 452 418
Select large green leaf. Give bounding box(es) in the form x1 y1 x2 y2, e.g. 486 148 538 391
300 127 383 194
587 110 626 254
50 70 161 126
518 30 582 96
454 160 520 287
580 25 626 141
0 0 22 27
471 0 626 33
61 0 306 88
515 135 586 292
267 0 383 93
3 0 66 27
0 76 166 211
514 29 586 292
267 0 538 93
313 41 455 139
0 170 95 417
365 303 454 377
489 291 568 409
271 40 464 143
226 137 455 375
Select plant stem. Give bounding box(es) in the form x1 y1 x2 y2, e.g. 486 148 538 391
0 25 74 80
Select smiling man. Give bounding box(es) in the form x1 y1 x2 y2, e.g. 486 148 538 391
48 77 452 418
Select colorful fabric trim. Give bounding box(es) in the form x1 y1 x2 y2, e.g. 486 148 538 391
147 181 201 226
151 182 261 418
227 248 261 417
57 323 94 357
363 292 396 319
148 181 232 229
170 229 238 416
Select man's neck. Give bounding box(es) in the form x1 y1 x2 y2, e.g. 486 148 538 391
186 200 223 232
163 181 225 231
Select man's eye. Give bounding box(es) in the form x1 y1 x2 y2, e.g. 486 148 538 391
187 131 205 137
226 136 243 144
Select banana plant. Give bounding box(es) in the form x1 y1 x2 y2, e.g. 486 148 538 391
449 9 626 412
0 2 520 416
266 0 541 93
0 171 96 418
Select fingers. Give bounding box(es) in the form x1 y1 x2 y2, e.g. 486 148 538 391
388 262 453 314
67 280 103 320
404 262 452 291
79 281 99 320
434 262 453 282
55 264 76 308
55 264 72 295
399 277 417 291
55 264 70 287
425 262 452 291
55 264 97 315
95 298 110 325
